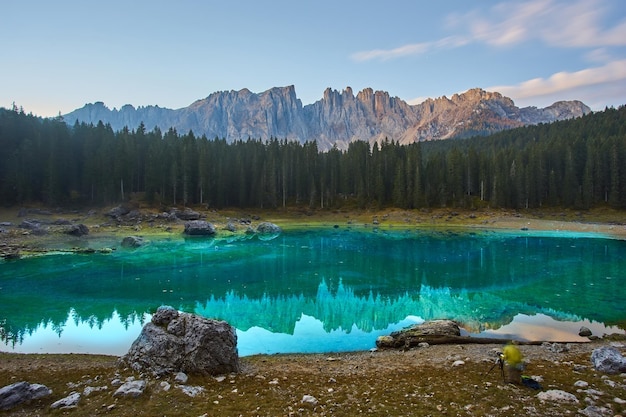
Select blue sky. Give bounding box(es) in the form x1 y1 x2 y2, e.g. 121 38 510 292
2 0 625 117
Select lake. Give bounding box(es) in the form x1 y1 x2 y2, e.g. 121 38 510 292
1 226 625 356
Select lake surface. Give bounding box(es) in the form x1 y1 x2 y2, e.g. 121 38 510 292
1 226 625 356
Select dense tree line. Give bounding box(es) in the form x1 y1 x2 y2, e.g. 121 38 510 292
0 105 625 210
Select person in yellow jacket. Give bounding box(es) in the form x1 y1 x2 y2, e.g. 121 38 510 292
501 343 524 384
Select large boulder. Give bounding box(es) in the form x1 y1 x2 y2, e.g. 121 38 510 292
0 381 52 411
183 220 216 236
591 346 626 374
120 306 239 376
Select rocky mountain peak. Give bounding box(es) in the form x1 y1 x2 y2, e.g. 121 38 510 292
63 86 591 150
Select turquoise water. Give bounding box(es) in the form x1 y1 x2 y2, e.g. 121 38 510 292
1 227 625 356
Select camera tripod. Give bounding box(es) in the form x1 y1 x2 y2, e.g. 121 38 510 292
485 352 504 381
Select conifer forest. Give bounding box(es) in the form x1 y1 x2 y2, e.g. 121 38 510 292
0 105 625 210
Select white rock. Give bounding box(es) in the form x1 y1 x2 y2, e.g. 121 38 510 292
579 405 611 417
178 385 204 397
615 397 626 404
301 394 318 407
574 380 589 388
113 380 146 398
452 360 465 367
50 392 80 409
83 385 108 396
537 389 579 403
160 381 171 392
174 372 188 384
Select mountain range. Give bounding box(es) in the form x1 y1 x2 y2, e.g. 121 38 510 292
62 86 591 150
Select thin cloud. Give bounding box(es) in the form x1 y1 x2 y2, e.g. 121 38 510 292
350 37 468 62
489 59 626 101
463 0 626 48
352 0 626 62
351 42 431 62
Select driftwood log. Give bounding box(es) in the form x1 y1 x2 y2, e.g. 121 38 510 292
376 320 545 350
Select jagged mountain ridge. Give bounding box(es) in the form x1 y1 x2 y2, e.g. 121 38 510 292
62 86 591 150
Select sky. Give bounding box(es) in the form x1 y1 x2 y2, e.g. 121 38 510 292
2 0 625 117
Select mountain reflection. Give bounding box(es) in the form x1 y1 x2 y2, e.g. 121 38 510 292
1 228 625 354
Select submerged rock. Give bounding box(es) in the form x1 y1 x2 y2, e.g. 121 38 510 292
255 222 281 241
121 236 146 248
120 306 239 376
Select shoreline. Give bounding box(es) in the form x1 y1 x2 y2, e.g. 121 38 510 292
1 206 625 260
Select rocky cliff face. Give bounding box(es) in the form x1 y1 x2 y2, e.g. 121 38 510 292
63 86 591 150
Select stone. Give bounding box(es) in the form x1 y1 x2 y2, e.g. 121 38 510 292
83 386 107 396
591 346 626 374
255 222 282 240
120 306 239 376
176 208 201 220
183 220 216 236
0 381 52 411
121 236 146 248
579 326 593 337
106 205 131 218
543 342 570 353
536 389 579 403
50 392 80 409
179 385 204 397
18 220 47 235
113 380 146 398
301 394 318 407
65 223 89 236
579 405 611 417
174 372 188 384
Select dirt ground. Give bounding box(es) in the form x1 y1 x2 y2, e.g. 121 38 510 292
1 339 626 416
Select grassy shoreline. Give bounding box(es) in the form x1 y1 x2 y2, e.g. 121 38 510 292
1 206 625 259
